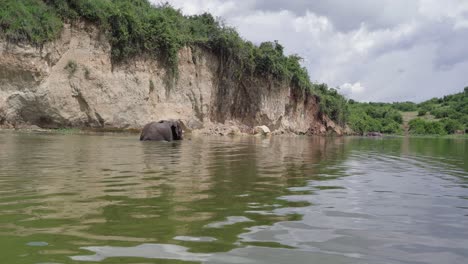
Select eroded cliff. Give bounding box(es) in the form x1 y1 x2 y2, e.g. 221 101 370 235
0 23 345 135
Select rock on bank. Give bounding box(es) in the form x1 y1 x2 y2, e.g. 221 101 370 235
0 23 345 135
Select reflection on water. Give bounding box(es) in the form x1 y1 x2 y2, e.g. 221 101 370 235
0 131 467 264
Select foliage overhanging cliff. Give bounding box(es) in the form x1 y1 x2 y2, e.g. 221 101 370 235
0 0 349 128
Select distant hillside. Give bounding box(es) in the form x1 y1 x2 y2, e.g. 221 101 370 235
348 88 468 135
406 88 467 135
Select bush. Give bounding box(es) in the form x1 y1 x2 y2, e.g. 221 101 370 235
84 66 90 79
381 120 403 134
312 83 349 126
391 101 417 112
417 110 426 116
408 118 447 135
425 121 446 135
440 118 463 134
384 108 403 124
64 60 78 77
408 118 427 134
0 0 62 44
431 106 453 119
149 79 155 92
417 89 467 131
348 110 380 134
347 102 404 134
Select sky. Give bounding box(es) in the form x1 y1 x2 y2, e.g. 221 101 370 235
153 0 468 102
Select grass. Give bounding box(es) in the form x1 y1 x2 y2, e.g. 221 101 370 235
403 134 468 139
83 66 91 79
0 0 62 44
64 60 78 78
402 111 437 123
401 111 438 135
149 80 155 93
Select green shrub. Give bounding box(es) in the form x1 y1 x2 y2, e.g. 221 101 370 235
431 106 453 118
149 79 155 92
408 118 427 134
0 0 62 44
440 118 463 134
311 83 349 126
417 89 467 130
425 121 446 135
385 108 403 124
84 66 90 79
391 101 417 112
64 60 77 77
408 118 446 135
382 121 403 134
347 102 404 134
348 107 381 134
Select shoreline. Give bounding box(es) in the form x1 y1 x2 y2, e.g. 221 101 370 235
1 126 466 139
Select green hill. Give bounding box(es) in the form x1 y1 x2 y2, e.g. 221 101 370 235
348 88 468 135
409 88 468 135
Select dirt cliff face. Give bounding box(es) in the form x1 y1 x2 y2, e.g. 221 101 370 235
0 23 344 135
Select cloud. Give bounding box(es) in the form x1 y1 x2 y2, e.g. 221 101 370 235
339 82 366 97
156 0 468 102
158 0 253 17
256 0 423 32
418 0 468 29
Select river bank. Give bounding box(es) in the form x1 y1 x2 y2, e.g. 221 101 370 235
3 125 466 140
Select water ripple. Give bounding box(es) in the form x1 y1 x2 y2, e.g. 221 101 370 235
0 132 467 263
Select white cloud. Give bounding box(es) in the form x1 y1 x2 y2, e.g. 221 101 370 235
340 82 366 98
156 0 468 102
159 0 253 17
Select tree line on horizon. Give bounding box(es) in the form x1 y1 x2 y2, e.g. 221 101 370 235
347 87 468 135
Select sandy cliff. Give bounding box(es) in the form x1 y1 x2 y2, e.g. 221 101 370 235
0 23 345 135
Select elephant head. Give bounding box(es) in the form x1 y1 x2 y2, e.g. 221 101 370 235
168 119 183 140
140 119 184 141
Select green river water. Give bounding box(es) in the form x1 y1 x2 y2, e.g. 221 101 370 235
0 131 467 264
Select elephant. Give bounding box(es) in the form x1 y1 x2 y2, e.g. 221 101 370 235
140 120 184 141
366 132 383 137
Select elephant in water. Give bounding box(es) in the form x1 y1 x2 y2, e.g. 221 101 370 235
366 132 383 137
140 120 184 141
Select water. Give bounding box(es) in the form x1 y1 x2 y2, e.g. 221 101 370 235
0 131 467 264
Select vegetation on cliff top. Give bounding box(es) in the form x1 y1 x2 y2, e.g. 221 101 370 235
0 0 62 44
